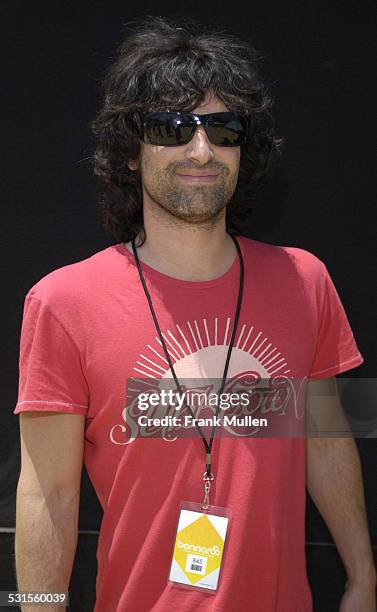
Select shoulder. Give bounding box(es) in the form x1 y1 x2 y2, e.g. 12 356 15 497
24 243 123 313
238 235 327 281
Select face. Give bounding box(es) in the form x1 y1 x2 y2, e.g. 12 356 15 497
128 90 241 226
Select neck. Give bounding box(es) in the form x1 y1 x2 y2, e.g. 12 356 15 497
126 207 238 282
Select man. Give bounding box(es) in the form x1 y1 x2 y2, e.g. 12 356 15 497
14 15 376 612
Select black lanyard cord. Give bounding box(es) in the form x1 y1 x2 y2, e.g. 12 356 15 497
131 234 244 477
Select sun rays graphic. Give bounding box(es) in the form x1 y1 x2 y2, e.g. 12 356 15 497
126 317 291 399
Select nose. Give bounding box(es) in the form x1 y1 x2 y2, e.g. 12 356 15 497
185 125 214 165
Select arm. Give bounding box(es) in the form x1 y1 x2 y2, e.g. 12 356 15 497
15 411 85 612
305 376 376 610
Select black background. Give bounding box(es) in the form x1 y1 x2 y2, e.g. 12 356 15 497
1 1 376 611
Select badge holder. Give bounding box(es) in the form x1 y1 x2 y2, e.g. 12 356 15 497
168 471 232 594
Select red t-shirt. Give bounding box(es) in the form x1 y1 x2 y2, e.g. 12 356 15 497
14 235 364 611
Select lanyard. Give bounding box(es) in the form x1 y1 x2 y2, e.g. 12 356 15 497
131 234 244 505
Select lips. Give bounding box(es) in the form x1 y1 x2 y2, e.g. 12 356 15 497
177 173 219 177
177 173 220 183
176 173 220 184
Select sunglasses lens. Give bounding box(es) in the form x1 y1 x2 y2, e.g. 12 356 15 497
205 113 248 146
142 111 249 147
144 112 194 146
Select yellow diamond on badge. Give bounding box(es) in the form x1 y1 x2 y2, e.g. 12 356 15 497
173 514 224 584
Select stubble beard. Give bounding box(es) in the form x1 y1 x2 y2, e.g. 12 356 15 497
143 170 237 228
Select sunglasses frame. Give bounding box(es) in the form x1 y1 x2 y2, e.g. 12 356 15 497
134 110 252 147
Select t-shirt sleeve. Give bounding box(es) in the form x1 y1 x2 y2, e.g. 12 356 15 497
14 294 89 415
309 262 364 379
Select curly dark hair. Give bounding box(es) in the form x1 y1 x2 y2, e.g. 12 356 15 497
91 14 283 246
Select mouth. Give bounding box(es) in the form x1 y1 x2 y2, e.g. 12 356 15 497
177 173 220 183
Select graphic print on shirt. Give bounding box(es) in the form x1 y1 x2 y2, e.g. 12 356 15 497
109 316 307 445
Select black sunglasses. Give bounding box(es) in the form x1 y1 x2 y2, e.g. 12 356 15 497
135 110 252 147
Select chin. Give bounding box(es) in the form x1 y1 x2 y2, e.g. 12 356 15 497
171 209 226 225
